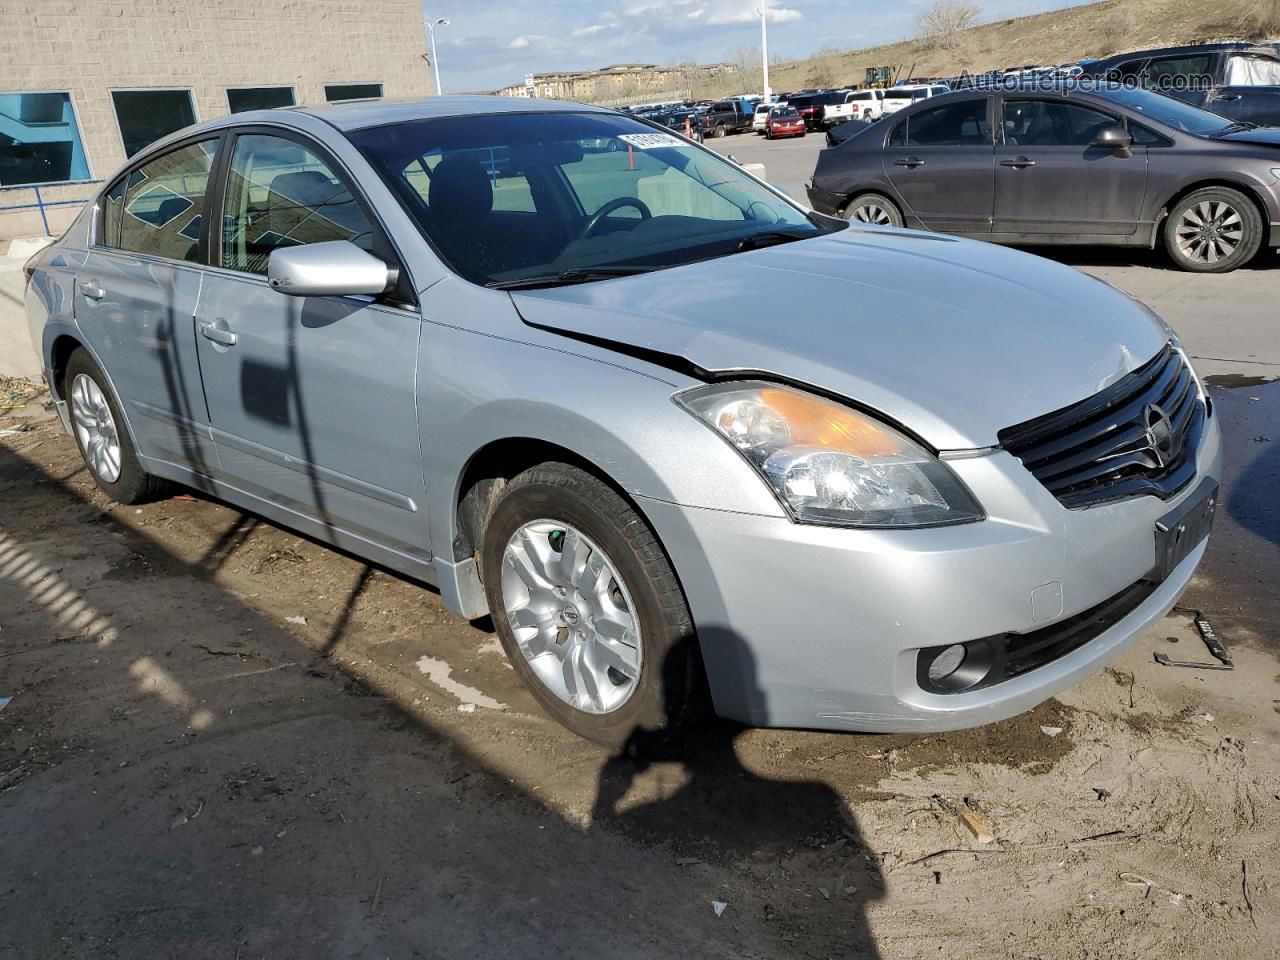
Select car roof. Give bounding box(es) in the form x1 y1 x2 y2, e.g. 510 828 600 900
1093 42 1277 65
293 95 611 131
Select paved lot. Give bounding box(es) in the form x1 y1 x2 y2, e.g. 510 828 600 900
709 131 1280 385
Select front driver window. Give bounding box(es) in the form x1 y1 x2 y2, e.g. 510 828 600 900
1001 100 1117 147
221 134 376 274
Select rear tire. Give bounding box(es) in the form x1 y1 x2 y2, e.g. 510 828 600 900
480 463 703 747
842 192 904 228
64 347 169 504
714 124 726 138
1163 186 1262 273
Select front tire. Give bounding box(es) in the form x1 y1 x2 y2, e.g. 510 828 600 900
1163 186 1262 273
64 347 168 504
480 463 702 747
842 192 904 228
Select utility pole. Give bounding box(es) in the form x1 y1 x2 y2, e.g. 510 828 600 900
758 5 772 98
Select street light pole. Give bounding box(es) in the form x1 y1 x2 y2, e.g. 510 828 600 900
758 5 772 98
425 16 449 95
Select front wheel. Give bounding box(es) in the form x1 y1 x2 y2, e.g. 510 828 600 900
481 463 702 746
1163 186 1262 273
842 192 904 228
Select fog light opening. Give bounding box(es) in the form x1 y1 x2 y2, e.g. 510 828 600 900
927 643 967 683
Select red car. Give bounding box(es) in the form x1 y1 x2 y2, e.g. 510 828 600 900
765 107 806 140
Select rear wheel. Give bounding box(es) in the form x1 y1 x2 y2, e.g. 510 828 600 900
1163 186 1262 273
64 348 168 504
480 463 702 747
713 124 726 138
843 192 903 228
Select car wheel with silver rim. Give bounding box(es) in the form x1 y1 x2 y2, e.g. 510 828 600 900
843 192 903 228
480 462 703 746
63 347 168 503
1163 186 1262 274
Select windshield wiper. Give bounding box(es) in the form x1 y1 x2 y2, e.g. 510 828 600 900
486 266 659 290
736 229 816 252
1215 120 1259 134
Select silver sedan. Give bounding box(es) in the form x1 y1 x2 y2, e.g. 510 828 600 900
23 96 1221 744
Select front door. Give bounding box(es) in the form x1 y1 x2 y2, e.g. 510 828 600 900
994 97 1149 237
882 97 994 234
193 131 428 560
72 139 219 477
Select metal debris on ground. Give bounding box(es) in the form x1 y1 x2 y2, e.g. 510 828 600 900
0 696 11 712
711 900 727 917
0 424 34 436
1155 609 1233 670
1040 725 1063 737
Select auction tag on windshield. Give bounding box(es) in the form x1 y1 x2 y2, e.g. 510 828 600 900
618 133 684 149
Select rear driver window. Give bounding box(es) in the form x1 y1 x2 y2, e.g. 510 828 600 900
902 101 990 146
113 139 216 261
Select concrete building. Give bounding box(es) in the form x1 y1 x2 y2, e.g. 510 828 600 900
0 0 434 240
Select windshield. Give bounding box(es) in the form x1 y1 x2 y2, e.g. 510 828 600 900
350 111 827 287
1093 86 1233 135
772 108 800 118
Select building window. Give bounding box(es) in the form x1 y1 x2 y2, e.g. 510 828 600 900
324 83 383 103
0 92 91 186
227 86 297 113
111 89 197 158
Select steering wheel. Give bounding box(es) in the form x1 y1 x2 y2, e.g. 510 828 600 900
580 196 652 239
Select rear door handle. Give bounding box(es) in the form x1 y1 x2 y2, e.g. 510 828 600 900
198 319 238 347
894 157 925 168
1000 157 1036 169
77 279 104 300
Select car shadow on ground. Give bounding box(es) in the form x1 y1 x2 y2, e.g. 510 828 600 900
1026 244 1280 272
0 441 885 958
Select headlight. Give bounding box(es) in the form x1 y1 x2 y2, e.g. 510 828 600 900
675 381 983 528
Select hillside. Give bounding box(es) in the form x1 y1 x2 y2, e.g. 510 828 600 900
697 0 1274 96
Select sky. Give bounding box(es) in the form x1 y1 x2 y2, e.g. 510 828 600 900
422 0 1096 93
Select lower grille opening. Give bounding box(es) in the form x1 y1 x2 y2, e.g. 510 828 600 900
917 578 1158 694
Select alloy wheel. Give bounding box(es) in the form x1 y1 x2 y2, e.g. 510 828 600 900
500 519 642 715
848 201 894 226
70 373 122 483
1175 200 1244 266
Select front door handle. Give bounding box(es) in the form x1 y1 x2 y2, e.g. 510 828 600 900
894 156 925 168
1000 157 1036 169
77 279 104 300
198 319 238 347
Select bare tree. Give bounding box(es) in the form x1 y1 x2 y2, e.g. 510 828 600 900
916 1 981 51
809 46 844 88
724 44 764 89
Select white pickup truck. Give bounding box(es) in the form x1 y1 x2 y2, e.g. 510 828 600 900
820 89 887 126
880 84 952 115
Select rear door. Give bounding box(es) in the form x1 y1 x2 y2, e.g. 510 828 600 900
73 137 220 475
882 96 994 234
193 129 428 558
994 96 1148 237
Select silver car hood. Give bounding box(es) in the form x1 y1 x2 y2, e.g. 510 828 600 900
511 228 1169 449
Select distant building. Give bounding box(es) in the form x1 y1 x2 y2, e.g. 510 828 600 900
495 62 734 104
0 0 433 239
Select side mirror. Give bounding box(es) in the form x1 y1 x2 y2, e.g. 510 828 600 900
267 240 393 298
1094 124 1133 156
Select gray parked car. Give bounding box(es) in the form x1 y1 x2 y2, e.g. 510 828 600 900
807 85 1280 272
23 97 1221 744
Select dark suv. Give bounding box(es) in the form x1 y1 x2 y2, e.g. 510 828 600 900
701 100 754 137
1082 43 1280 126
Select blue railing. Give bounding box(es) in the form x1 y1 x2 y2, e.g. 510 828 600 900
0 181 102 236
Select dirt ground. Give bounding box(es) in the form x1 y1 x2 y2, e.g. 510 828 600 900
1 376 1278 960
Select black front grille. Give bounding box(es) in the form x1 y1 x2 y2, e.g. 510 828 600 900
999 344 1205 509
